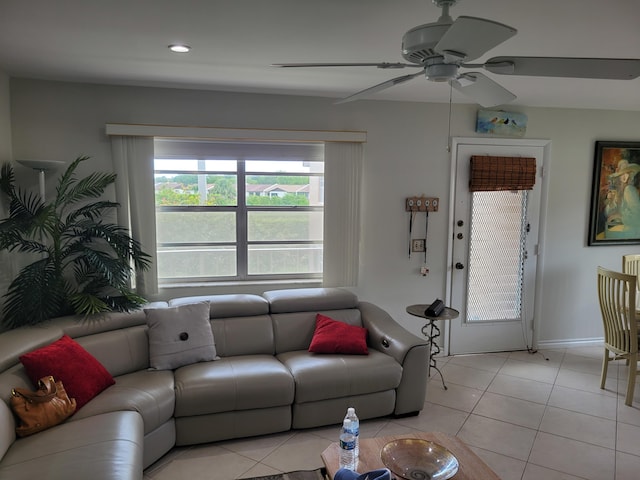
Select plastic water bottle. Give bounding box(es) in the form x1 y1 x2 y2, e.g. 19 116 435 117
339 419 356 470
344 407 360 458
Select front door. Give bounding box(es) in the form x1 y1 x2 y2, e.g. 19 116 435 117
447 138 549 354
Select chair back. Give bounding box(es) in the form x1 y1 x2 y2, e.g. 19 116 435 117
623 254 640 283
597 266 638 355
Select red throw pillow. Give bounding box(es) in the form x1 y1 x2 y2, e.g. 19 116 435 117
20 335 115 410
309 314 368 354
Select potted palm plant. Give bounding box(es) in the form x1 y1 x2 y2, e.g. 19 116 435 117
0 156 151 329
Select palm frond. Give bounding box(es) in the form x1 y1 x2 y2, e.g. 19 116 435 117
2 260 71 328
8 188 44 218
0 163 16 196
0 208 52 252
56 157 116 209
54 156 86 206
68 292 110 316
5 239 48 255
64 200 119 223
66 221 151 270
103 290 148 312
70 249 131 287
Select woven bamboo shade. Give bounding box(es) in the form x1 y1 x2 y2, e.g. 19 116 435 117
469 156 536 192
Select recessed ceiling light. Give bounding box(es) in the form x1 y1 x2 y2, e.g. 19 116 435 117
169 44 191 53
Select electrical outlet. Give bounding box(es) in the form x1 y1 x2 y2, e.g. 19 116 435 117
412 239 426 252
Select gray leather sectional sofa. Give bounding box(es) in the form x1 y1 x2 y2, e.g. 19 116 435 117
0 288 429 480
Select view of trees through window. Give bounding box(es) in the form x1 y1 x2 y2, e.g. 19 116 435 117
154 174 311 206
153 150 324 283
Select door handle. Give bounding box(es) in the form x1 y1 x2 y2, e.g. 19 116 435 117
455 262 464 270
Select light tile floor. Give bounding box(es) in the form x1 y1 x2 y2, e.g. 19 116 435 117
144 346 640 480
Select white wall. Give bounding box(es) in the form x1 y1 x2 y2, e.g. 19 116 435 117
0 72 11 163
0 71 14 314
6 78 640 346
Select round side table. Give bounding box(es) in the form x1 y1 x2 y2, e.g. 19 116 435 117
406 304 459 390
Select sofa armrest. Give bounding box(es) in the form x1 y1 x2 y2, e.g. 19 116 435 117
359 301 426 362
359 301 430 415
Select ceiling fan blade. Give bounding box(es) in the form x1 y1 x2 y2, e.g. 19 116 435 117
335 70 424 104
271 62 421 70
435 16 517 62
451 72 516 107
484 56 640 79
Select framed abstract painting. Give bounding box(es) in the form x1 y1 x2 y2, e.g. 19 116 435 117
588 141 640 245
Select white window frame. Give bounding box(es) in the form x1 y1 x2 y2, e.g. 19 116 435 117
153 143 325 284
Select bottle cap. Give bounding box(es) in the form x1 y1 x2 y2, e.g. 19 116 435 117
347 407 355 415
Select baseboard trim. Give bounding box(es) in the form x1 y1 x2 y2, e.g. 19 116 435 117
536 337 603 349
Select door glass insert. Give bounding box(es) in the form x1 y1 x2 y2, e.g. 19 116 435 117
466 190 528 322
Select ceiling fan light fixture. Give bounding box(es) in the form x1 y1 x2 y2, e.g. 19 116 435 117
426 63 459 82
168 44 191 53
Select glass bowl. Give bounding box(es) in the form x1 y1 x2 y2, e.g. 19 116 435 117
380 438 459 480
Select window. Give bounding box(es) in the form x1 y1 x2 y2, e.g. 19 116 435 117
153 139 324 284
466 190 528 321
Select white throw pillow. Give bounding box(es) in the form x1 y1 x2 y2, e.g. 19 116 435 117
145 302 216 370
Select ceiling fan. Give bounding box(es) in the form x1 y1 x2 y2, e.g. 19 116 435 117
272 0 640 107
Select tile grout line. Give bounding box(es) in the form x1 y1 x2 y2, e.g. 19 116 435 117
519 347 566 480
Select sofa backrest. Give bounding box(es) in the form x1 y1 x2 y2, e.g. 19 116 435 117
263 288 361 354
58 310 154 376
169 294 273 356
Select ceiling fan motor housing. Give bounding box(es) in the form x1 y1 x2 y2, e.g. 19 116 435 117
402 22 451 64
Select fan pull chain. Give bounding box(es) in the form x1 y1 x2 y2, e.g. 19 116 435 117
446 82 453 152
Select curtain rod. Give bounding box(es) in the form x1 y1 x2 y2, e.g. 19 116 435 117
105 123 367 143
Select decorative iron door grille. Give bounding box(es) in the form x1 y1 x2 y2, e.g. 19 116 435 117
466 190 528 323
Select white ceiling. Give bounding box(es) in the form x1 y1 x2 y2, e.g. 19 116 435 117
1 0 639 110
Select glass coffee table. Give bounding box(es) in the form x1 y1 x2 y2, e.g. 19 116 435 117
321 431 500 480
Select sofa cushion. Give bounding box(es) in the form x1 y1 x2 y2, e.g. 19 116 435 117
145 302 216 370
70 369 175 435
277 350 402 403
173 355 294 417
19 335 115 410
0 401 15 463
74 326 150 377
264 287 358 314
170 294 269 318
211 315 275 357
309 314 368 354
272 309 362 354
0 411 143 480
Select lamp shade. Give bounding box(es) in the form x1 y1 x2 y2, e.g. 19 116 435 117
16 159 65 171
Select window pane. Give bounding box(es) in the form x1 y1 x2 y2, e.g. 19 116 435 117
155 159 237 172
246 160 323 173
247 211 323 241
158 246 236 279
156 211 236 243
248 244 322 275
155 174 237 206
246 176 323 206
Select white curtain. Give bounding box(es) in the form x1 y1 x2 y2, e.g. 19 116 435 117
110 136 158 295
323 142 363 287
